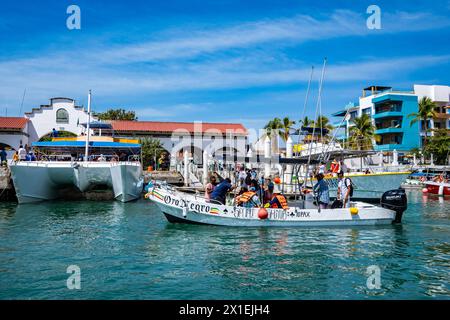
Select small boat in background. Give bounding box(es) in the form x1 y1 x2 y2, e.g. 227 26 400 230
424 181 450 196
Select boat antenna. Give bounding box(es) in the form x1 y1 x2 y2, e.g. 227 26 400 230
301 58 326 190
307 58 327 165
84 90 92 162
19 88 26 116
297 66 314 147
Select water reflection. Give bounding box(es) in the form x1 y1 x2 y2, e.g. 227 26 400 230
0 190 449 299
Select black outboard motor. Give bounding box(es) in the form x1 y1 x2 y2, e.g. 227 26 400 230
380 189 407 223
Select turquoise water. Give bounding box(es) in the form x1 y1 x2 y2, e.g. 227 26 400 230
0 191 449 299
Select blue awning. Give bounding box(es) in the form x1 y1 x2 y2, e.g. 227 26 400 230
32 141 141 148
80 122 113 129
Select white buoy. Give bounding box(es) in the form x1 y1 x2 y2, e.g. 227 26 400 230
203 150 208 186
184 150 189 186
392 149 399 166
264 135 271 178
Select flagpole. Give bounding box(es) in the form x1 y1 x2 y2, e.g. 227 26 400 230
84 90 91 162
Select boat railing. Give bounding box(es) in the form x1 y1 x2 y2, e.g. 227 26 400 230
87 154 119 162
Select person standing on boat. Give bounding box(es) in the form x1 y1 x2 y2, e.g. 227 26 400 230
0 148 7 166
211 178 234 205
313 173 330 209
330 159 340 174
318 161 326 174
18 145 26 161
204 175 218 201
337 171 352 208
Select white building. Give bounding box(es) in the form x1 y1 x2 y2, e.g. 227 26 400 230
0 97 248 162
24 97 92 141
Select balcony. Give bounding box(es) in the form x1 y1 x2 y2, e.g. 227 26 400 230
434 113 450 119
332 121 347 128
373 111 403 119
375 128 403 135
374 144 403 151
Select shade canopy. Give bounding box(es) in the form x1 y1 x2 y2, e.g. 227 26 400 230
80 122 113 129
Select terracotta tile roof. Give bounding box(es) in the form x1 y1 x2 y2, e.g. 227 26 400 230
110 121 247 135
0 117 28 130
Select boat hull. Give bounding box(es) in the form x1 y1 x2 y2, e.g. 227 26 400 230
148 187 397 227
10 161 143 203
424 182 450 196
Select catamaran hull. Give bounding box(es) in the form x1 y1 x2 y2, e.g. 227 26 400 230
148 187 399 227
10 162 143 203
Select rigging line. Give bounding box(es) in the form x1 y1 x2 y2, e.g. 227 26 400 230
323 107 351 161
308 58 326 162
19 88 26 116
302 58 327 189
297 66 314 148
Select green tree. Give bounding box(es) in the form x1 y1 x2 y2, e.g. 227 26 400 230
299 116 313 128
314 115 333 142
95 108 138 121
423 129 450 164
278 117 296 142
349 114 378 150
38 131 77 142
408 97 437 147
140 137 166 169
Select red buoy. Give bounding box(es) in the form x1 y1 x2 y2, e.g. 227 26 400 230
258 208 268 220
422 188 428 193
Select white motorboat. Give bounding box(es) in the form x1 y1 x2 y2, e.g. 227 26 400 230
146 183 407 227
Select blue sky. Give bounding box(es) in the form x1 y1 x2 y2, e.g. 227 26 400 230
0 0 449 131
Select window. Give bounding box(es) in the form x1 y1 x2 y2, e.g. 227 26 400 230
56 108 69 123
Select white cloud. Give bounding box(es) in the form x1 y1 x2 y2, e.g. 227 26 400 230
0 9 449 114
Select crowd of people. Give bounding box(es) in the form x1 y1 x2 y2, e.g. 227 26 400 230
204 162 354 210
204 170 289 210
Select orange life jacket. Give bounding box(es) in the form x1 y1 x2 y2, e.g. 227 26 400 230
271 194 289 209
237 191 256 204
330 162 340 173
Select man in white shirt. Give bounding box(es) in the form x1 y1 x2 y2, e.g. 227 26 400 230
337 171 352 208
18 145 27 161
318 161 326 174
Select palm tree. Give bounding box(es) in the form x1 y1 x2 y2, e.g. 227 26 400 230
278 117 296 142
314 115 334 142
349 114 378 150
408 97 437 147
299 116 313 128
264 118 283 154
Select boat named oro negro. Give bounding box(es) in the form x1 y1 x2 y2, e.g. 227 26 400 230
146 183 408 227
10 129 143 204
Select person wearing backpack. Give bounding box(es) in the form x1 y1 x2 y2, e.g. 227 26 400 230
337 171 353 208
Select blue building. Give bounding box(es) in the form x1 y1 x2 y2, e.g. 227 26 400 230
332 85 450 152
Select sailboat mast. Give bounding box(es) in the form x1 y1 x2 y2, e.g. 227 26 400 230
84 90 92 162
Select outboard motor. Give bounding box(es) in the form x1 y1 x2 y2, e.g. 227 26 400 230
380 189 407 223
